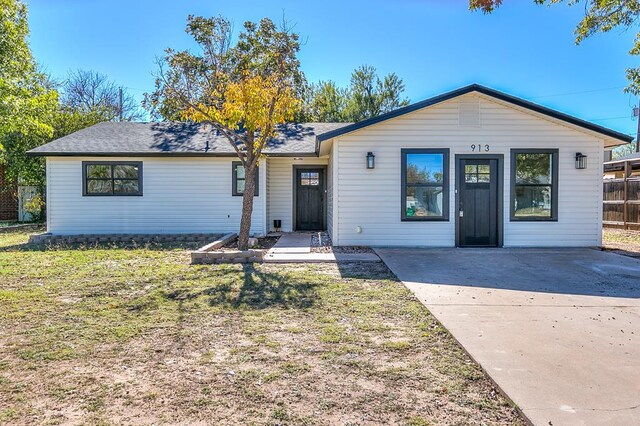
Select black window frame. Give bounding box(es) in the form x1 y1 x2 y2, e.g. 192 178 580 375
401 148 450 221
510 149 559 222
82 161 143 197
232 161 259 196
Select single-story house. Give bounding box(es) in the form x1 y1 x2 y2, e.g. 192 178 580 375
28 84 632 247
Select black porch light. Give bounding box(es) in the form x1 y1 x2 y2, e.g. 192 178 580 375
366 152 375 169
575 152 587 169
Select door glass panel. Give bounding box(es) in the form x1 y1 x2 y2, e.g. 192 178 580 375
465 163 491 184
301 172 320 186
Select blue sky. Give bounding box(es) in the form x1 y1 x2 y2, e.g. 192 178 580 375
25 0 639 137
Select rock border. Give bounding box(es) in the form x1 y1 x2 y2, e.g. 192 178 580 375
28 232 222 246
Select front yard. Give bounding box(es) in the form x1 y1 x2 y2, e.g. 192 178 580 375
0 230 521 425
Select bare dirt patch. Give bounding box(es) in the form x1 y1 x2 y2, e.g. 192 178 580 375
0 230 523 425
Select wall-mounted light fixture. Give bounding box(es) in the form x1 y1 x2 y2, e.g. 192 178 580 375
366 152 375 169
575 152 587 169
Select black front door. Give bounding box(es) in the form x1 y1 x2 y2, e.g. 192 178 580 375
295 168 325 230
457 158 500 247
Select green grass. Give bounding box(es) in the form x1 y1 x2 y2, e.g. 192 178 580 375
0 230 522 425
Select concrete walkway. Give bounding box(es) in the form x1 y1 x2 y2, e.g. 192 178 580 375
376 247 640 426
264 233 380 263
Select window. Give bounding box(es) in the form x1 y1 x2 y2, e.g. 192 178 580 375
83 161 142 196
510 149 558 221
232 161 259 196
401 149 450 221
464 164 491 183
300 172 320 186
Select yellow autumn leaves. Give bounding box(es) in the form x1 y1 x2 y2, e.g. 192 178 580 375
183 75 298 144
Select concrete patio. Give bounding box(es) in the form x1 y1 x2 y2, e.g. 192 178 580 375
376 247 640 426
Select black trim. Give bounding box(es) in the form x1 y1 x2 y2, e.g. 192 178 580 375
455 154 504 247
315 84 633 150
82 161 143 196
401 148 450 221
510 149 559 222
232 161 259 196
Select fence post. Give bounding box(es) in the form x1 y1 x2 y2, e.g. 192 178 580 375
624 160 629 230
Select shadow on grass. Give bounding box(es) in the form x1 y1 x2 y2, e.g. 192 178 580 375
164 263 319 310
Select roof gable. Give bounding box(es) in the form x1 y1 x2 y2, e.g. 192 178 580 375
315 84 633 148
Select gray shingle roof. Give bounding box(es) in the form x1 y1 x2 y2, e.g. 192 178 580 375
28 122 350 156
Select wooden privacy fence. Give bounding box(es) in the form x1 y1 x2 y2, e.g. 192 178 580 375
603 158 640 230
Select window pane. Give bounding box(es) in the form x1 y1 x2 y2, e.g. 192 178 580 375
465 173 478 183
477 173 490 183
236 179 245 193
114 180 139 194
407 153 444 184
406 186 444 217
87 179 112 194
236 165 245 179
114 165 139 179
87 165 111 178
478 164 490 173
515 153 552 184
514 185 552 217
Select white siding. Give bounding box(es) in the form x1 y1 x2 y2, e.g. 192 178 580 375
266 157 329 232
47 156 266 235
333 93 605 247
327 146 334 239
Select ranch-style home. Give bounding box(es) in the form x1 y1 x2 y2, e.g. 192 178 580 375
28 84 632 247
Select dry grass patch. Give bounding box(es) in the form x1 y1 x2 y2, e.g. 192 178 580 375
602 228 640 258
0 230 522 425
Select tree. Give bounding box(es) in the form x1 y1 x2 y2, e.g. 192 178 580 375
469 0 640 94
145 16 302 250
613 142 636 159
302 65 409 122
304 81 348 122
345 65 409 122
62 69 144 122
0 0 57 184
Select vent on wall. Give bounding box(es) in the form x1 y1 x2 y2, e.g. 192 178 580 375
458 98 481 128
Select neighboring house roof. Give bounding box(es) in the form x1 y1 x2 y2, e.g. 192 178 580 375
28 122 350 157
315 84 634 146
604 151 640 165
29 84 633 157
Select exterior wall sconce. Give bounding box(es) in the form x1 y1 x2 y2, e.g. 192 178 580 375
575 152 587 169
366 152 375 169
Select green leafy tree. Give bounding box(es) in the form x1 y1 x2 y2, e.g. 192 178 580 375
470 0 640 94
302 65 409 122
304 81 348 122
145 16 304 250
345 65 409 122
0 0 58 185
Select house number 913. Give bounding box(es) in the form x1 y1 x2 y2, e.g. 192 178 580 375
471 144 489 152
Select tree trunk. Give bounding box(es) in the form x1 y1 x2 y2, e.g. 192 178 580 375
237 163 257 251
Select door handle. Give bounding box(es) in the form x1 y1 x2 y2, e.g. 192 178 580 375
459 210 464 218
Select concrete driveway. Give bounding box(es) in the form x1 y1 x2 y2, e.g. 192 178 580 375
375 248 640 426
